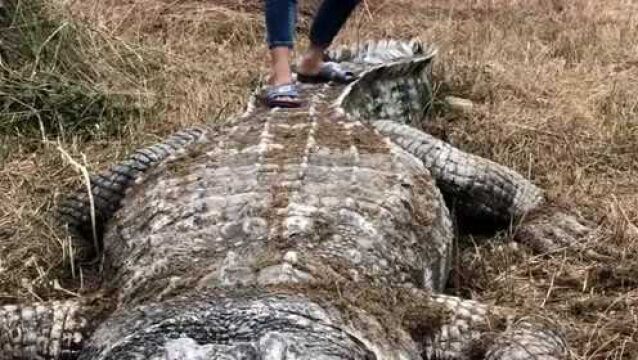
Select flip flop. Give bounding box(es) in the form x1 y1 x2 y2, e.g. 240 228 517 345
264 84 303 108
297 62 357 84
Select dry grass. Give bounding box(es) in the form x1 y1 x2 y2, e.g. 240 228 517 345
0 0 637 357
0 0 159 139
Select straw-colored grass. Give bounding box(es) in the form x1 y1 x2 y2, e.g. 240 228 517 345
1 0 636 357
0 0 160 139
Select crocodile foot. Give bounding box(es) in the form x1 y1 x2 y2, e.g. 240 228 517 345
514 207 594 254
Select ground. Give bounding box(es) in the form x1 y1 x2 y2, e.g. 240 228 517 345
0 0 637 358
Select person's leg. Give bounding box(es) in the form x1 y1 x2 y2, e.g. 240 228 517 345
270 47 294 86
265 0 297 86
298 0 360 75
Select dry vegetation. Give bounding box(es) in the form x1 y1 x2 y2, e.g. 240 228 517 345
1 0 637 357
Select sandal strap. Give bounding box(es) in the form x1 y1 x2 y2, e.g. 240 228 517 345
324 62 353 74
266 84 299 100
318 62 356 82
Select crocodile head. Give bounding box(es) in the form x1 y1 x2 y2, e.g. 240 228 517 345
334 39 437 126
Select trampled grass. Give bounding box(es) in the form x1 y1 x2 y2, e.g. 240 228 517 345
1 0 636 357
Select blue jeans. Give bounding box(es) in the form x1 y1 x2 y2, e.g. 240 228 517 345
265 0 361 49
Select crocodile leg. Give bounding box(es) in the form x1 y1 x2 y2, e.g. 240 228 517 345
484 321 569 360
371 120 544 223
513 206 595 253
58 127 208 253
334 39 592 252
424 294 567 359
0 299 105 359
371 120 594 253
336 39 438 128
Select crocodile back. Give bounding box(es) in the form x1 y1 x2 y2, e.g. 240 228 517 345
103 81 453 307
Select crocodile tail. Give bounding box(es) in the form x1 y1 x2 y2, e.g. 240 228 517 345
58 127 208 255
335 39 438 127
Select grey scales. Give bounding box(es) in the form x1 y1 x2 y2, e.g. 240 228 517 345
1 39 592 359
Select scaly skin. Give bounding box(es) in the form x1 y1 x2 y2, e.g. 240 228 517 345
58 127 208 250
371 120 544 223
104 83 453 306
2 40 577 359
0 299 104 359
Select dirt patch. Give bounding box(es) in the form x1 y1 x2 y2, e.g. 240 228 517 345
410 175 438 228
261 114 311 250
274 282 450 344
313 119 353 152
351 124 391 154
198 270 452 346
227 122 264 152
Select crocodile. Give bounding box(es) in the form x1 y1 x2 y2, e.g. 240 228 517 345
0 40 591 359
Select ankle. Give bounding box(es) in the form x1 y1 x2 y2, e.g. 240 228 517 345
271 74 293 86
270 61 293 85
299 52 325 73
270 46 294 85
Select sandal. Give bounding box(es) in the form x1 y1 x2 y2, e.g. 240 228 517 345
297 62 357 84
264 83 303 108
